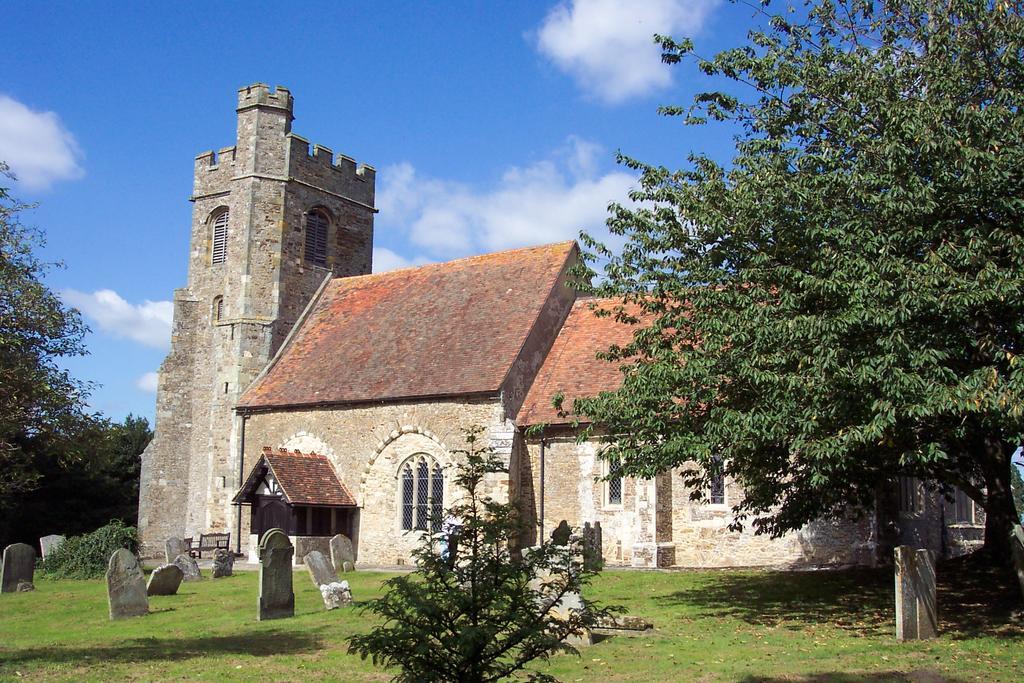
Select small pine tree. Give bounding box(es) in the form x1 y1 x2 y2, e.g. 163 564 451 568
348 427 613 683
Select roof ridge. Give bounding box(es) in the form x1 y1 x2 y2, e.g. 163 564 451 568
330 240 577 286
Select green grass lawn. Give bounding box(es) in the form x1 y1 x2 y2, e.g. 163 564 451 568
0 560 1020 682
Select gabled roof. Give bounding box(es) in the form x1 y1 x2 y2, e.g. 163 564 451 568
233 447 356 507
238 241 578 410
516 298 644 427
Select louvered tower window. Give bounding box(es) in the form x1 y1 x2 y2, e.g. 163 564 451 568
211 210 229 264
305 210 328 267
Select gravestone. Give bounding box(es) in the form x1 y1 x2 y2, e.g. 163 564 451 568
320 580 353 610
304 550 339 587
526 543 592 647
106 549 148 619
1011 525 1024 600
341 560 355 573
330 534 355 571
39 535 65 561
258 528 294 621
894 545 937 641
147 564 184 596
213 548 234 578
1 543 36 593
165 537 190 564
173 553 202 581
582 522 603 571
550 520 571 546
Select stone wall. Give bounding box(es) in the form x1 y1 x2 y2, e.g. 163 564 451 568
521 431 879 569
238 397 511 564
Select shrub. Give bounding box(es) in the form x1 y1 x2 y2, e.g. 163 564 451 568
39 520 139 579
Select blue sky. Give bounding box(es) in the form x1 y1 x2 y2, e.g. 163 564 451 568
1 0 755 423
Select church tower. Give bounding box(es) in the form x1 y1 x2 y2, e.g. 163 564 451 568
138 84 376 554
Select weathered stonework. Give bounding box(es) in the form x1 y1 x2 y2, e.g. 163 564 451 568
238 398 509 564
138 84 375 555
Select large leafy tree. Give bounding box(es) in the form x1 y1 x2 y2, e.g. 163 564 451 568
0 165 124 547
0 165 94 504
576 0 1024 561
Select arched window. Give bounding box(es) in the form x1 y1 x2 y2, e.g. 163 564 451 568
212 296 224 322
304 210 329 267
400 455 444 532
604 456 623 507
211 209 229 264
708 456 726 506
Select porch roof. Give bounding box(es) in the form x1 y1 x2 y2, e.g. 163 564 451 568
233 447 357 507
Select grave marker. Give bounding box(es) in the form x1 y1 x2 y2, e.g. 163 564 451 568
1 543 35 593
894 545 937 641
147 564 184 596
258 528 294 621
106 549 149 619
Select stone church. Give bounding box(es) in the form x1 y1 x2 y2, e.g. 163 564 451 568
137 84 984 566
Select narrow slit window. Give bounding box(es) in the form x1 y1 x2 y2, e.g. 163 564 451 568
606 457 622 506
211 210 229 264
305 211 328 267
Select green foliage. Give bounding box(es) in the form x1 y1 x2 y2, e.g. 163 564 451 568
575 0 1024 559
0 163 98 533
40 520 139 579
348 427 612 683
0 166 152 549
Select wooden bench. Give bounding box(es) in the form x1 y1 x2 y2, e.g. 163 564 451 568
190 533 230 559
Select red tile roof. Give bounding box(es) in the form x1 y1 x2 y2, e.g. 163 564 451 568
238 241 578 409
516 297 644 426
234 447 356 507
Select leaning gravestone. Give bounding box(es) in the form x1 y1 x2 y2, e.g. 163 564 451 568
39 534 65 561
258 528 294 621
330 534 355 571
174 553 202 581
320 580 353 610
1 543 36 593
304 550 339 588
147 564 184 596
213 548 234 578
165 538 190 564
894 545 937 641
106 548 148 619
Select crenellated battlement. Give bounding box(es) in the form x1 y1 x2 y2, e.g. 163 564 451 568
285 134 376 193
236 83 293 114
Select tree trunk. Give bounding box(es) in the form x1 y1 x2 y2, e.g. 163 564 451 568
980 438 1018 565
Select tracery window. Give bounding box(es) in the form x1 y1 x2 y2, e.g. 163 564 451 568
304 210 329 267
400 455 444 532
211 209 229 264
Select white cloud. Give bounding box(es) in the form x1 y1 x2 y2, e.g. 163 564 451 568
372 247 432 273
62 289 173 350
535 0 719 104
375 137 636 260
0 95 84 190
136 371 160 394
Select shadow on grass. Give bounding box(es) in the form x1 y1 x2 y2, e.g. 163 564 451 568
658 555 1023 640
739 671 965 682
0 630 323 667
